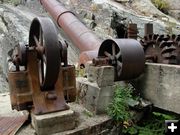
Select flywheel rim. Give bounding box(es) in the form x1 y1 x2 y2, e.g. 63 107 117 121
29 17 60 91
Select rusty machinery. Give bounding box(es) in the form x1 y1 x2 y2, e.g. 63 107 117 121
39 0 145 81
8 0 146 114
140 23 180 65
8 17 76 114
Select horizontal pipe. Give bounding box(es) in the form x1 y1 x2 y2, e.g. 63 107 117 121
39 0 102 52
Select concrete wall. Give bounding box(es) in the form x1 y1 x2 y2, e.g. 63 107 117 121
132 63 180 114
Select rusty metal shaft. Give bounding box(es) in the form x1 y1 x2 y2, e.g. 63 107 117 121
39 0 102 52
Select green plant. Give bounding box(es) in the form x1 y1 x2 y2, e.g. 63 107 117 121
151 0 169 14
123 111 179 135
107 84 133 122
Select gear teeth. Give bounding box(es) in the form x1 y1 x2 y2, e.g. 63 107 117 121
140 34 180 65
160 40 177 64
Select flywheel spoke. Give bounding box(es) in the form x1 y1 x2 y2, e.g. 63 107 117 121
116 60 122 76
112 43 116 55
104 51 112 58
116 51 121 59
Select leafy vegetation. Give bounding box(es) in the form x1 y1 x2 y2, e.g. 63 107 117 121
107 84 179 135
151 0 169 14
123 111 178 135
107 84 133 122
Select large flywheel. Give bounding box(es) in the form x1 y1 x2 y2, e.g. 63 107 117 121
29 17 60 91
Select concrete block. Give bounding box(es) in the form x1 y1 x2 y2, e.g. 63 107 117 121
31 109 75 135
132 63 180 114
87 65 114 87
76 77 115 114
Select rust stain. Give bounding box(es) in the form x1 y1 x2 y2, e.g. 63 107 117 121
0 115 28 135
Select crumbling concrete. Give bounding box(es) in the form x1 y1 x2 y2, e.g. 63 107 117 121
132 63 180 114
77 65 115 114
87 65 114 87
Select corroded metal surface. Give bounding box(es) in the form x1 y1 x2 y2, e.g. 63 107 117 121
27 50 69 115
141 34 180 65
60 66 76 102
127 23 138 39
98 39 145 81
29 17 60 91
8 17 77 115
0 115 28 135
39 0 102 65
144 23 153 36
141 23 180 65
39 0 102 52
8 71 32 111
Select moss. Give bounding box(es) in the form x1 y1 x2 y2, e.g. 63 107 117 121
151 0 169 14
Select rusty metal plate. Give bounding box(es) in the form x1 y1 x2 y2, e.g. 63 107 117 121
27 50 69 115
0 115 28 135
8 71 33 111
128 23 138 39
60 66 76 102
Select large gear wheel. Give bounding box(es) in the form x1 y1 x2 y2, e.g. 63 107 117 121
140 34 179 65
140 34 161 62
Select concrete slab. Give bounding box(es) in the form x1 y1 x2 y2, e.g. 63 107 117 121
31 110 75 135
132 63 180 114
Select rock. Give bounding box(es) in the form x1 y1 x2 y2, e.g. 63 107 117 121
0 4 34 92
60 0 180 40
166 0 180 20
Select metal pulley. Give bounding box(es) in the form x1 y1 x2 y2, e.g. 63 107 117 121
29 17 61 91
98 39 145 81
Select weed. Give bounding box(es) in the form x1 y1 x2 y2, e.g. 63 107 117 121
123 111 179 135
107 84 133 122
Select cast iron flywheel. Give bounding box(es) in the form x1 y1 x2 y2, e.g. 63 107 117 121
98 39 145 81
29 17 60 91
